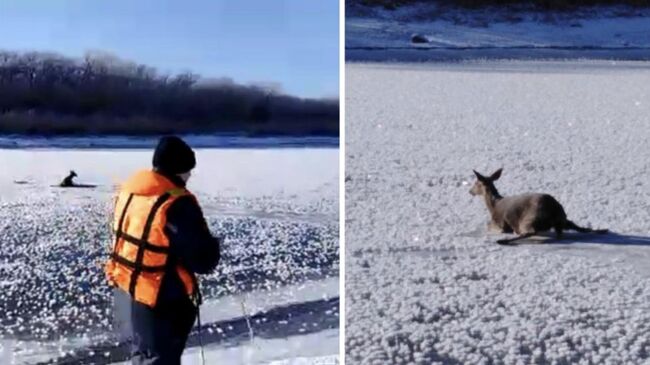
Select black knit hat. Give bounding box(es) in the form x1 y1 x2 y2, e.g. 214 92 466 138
152 136 196 174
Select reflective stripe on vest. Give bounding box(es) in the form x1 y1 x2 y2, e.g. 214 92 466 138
105 188 197 307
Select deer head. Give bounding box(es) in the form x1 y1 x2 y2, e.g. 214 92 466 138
469 168 502 197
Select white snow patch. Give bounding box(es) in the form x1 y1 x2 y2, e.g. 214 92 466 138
346 60 650 364
200 276 339 325
0 148 339 364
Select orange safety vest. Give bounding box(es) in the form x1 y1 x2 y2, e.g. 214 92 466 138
105 169 198 307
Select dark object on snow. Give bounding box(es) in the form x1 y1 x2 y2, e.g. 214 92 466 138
55 170 97 188
411 34 429 44
51 184 97 188
113 170 220 364
59 170 78 187
153 136 196 175
13 180 29 185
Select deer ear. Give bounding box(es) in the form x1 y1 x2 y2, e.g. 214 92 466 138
490 168 503 181
473 170 486 181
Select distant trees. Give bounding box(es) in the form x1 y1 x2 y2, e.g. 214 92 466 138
0 51 339 136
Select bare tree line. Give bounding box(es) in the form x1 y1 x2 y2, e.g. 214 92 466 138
0 50 338 136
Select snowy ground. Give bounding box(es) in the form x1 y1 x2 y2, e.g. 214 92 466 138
347 4 650 61
345 60 650 364
0 147 339 364
113 330 339 365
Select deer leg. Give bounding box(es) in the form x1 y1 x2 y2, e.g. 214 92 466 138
487 221 499 232
488 221 510 233
497 232 535 245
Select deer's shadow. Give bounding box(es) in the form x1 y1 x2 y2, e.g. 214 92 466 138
516 232 650 247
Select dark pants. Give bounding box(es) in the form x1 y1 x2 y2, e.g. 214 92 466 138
118 292 197 365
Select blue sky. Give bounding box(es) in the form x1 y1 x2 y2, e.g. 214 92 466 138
0 0 339 99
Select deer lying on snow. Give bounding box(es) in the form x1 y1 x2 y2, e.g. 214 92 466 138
59 170 77 187
470 168 608 245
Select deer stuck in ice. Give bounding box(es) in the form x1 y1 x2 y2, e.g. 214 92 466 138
59 170 78 187
469 168 608 245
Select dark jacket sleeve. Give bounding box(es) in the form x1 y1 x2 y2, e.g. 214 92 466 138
164 195 221 274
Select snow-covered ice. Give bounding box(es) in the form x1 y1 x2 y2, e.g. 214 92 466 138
345 60 650 364
348 9 650 48
0 147 339 364
347 4 650 61
112 330 339 365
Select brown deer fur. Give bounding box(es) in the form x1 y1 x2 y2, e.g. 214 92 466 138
470 168 608 245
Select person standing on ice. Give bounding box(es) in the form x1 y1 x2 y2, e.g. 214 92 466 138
105 135 220 364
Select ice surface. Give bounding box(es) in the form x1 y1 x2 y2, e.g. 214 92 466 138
110 330 339 365
0 148 339 364
345 60 650 364
347 5 650 61
348 14 650 49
